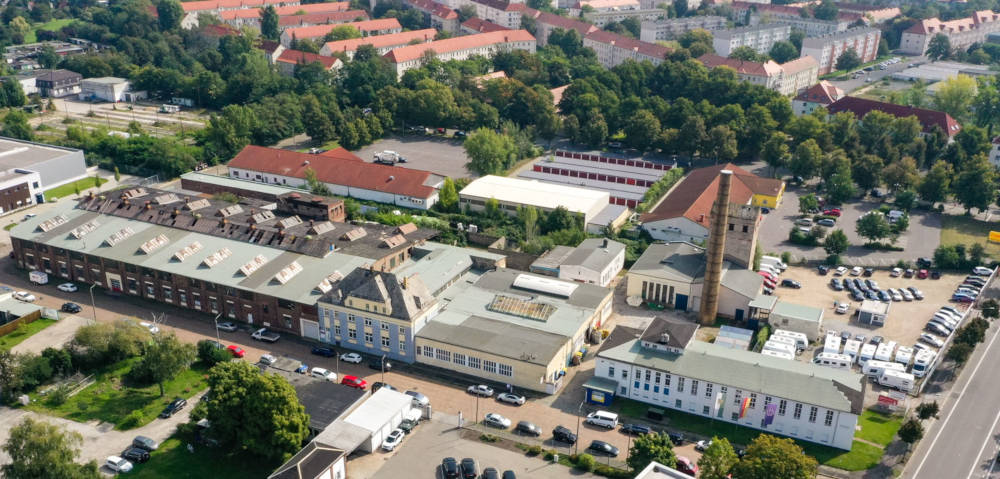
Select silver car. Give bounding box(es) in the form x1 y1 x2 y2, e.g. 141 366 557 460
483 413 511 429
496 392 526 405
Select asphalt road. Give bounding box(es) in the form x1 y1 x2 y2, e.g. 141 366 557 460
906 309 1000 479
825 55 921 93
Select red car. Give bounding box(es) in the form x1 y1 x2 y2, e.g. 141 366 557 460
675 457 698 476
341 375 368 390
227 345 245 358
758 271 775 282
917 269 929 279
823 209 842 217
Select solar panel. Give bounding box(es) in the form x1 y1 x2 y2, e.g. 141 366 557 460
487 294 556 321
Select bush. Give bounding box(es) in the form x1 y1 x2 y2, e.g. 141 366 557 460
789 227 819 246
479 434 499 443
46 384 72 406
781 251 791 264
826 254 841 265
197 340 231 366
119 410 144 429
576 453 596 472
526 445 543 456
916 402 939 420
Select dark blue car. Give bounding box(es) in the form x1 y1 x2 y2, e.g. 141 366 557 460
311 347 336 357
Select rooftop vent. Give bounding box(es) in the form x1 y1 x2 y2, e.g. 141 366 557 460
273 261 304 284
239 254 269 276
121 188 148 200
658 333 670 345
251 210 276 224
341 227 367 242
38 215 68 232
173 241 204 262
184 199 211 211
277 215 303 229
217 204 244 218
139 234 170 254
104 227 136 247
69 220 100 239
395 223 417 235
154 193 181 205
202 248 233 268
309 221 335 235
314 271 344 294
382 234 406 248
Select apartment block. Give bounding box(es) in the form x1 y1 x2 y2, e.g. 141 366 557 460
698 53 818 96
900 10 1000 55
383 30 536 78
583 30 671 68
639 16 727 42
280 19 403 47
712 24 790 56
800 27 880 75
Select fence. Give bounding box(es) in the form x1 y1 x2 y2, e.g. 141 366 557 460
0 309 42 337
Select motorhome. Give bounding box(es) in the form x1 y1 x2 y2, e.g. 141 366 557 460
760 256 788 271
842 339 861 361
824 334 842 355
878 369 915 392
863 359 905 378
763 341 797 357
912 350 937 378
762 349 793 360
813 352 853 370
874 342 896 362
858 343 877 365
894 346 913 367
772 330 808 350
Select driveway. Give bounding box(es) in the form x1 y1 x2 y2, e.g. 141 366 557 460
12 314 90 355
757 186 940 265
352 135 475 179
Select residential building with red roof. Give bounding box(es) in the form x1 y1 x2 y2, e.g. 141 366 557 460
522 8 597 46
227 146 445 210
712 24 791 57
900 10 1000 55
280 18 403 47
219 2 350 29
801 27 880 75
831 2 901 23
180 0 298 28
793 81 844 116
826 96 962 138
446 0 525 29
583 30 670 68
274 48 342 76
729 2 854 37
568 0 638 15
277 11 370 29
582 8 667 29
319 29 437 59
460 18 511 34
383 30 536 78
640 164 784 243
403 0 461 33
697 54 818 95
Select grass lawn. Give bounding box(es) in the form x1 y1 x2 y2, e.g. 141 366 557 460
941 214 1000 259
612 398 887 471
0 318 57 350
3 222 16 231
24 18 75 43
44 177 108 201
26 359 210 430
129 430 281 479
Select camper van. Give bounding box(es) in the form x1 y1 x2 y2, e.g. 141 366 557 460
767 334 798 349
764 341 796 356
858 344 877 365
863 359 905 378
841 339 861 361
894 346 913 367
878 369 915 392
772 330 808 350
912 350 937 378
813 352 853 370
584 411 619 429
823 334 842 355
874 342 896 362
762 349 793 360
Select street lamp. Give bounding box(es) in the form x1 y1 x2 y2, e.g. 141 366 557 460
88 283 98 325
575 400 586 455
380 354 387 385
475 392 481 428
212 313 222 344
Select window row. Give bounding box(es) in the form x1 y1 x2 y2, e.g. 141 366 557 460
421 346 513 377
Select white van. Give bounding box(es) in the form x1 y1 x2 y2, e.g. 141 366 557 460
842 339 861 361
772 330 808 350
824 334 842 355
758 264 780 275
912 351 937 378
813 352 853 370
764 341 796 356
863 359 905 378
894 346 913 367
858 344 877 365
584 411 619 429
878 369 915 392
762 349 793 360
761 256 788 271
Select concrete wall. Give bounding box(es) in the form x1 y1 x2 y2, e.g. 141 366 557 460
770 313 822 341
558 248 624 287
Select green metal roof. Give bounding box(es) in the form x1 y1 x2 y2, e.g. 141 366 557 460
771 301 824 323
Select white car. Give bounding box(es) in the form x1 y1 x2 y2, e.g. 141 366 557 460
695 440 712 452
890 268 902 277
835 302 849 314
310 367 337 382
259 354 277 365
483 413 511 428
57 283 78 292
13 291 36 302
496 392 526 405
340 352 363 363
467 385 494 397
889 289 903 302
973 266 994 276
919 333 944 348
834 266 848 276
105 456 133 473
850 266 863 276
216 321 238 332
139 321 160 334
909 287 924 300
382 428 405 451
901 289 914 301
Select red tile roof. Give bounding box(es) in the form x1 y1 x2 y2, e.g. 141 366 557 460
698 53 783 77
905 10 1000 34
384 29 535 63
584 30 671 59
258 39 282 55
284 18 402 40
471 0 525 12
461 18 511 33
826 96 962 137
218 2 350 19
641 164 783 224
228 146 439 198
278 10 369 27
321 29 437 55
181 0 287 13
794 81 843 104
523 8 599 37
201 24 241 37
276 49 341 69
405 0 459 19
780 55 819 74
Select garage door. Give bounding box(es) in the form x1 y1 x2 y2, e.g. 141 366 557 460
300 319 320 340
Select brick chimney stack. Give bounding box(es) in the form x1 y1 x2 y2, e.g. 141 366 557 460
698 170 732 326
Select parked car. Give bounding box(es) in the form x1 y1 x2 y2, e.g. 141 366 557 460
830 278 844 291
105 456 133 473
919 333 944 348
865 279 879 290
310 367 337 382
918 269 929 279
121 447 150 464
835 302 849 314
817 265 829 275
441 457 460 479
311 346 336 357
460 458 478 479
890 268 903 277
61 302 82 313
668 432 685 445
871 336 884 345
952 294 976 303
496 392 526 405
795 218 814 227
553 425 577 444
13 291 36 302
974 266 994 276
850 266 863 276
863 268 874 277
372 382 396 392
515 421 541 436
484 413 511 428
588 440 619 456
834 266 848 276
369 357 392 371
405 390 430 407
780 279 801 289
381 429 405 451
468 385 494 397
695 440 712 452
675 457 699 476
502 471 517 479
904 269 915 278
57 282 78 292
216 321 238 332
901 289 914 301
823 209 842 217
259 354 276 366
132 435 159 451
481 468 500 479
341 375 367 390
925 323 951 336
931 270 942 279
621 423 652 435
877 290 891 302
227 345 245 358
889 289 903 302
159 397 187 418
850 290 864 301
340 352 363 363
817 218 836 227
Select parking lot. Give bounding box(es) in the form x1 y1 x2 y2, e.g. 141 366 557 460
757 187 941 265
773 266 969 361
353 135 475 179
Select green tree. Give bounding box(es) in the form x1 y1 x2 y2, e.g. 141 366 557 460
37 45 61 70
934 74 977 123
706 125 738 164
826 169 857 204
789 139 822 180
761 132 789 176
898 418 924 447
627 432 677 472
438 177 459 212
197 361 310 461
852 154 883 191
982 299 1000 320
2 110 33 141
798 193 818 215
458 4 477 21
2 417 101 479
679 115 707 158
916 402 940 420
731 434 817 479
543 206 579 234
464 128 516 175
324 25 362 42
197 340 231 366
954 155 996 214
927 33 951 61
8 17 31 43
882 156 919 191
301 94 336 143
518 205 539 241
918 161 952 204
947 342 973 364
0 350 24 401
813 0 839 20
260 5 279 40
303 167 331 195
835 48 862 72
156 0 185 31
824 229 849 255
130 333 195 397
624 109 660 151
729 46 768 62
973 76 1000 136
698 437 739 479
768 41 799 63
113 167 121 182
856 213 891 244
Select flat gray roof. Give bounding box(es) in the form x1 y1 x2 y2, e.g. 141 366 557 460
772 301 823 323
0 137 80 171
562 238 625 272
418 315 567 366
531 245 575 271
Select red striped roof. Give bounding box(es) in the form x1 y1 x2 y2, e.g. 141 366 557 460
278 10 369 27
276 49 341 69
826 96 962 137
321 29 437 54
384 29 535 63
218 3 350 19
284 18 402 40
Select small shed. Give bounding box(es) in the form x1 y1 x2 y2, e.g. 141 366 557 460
857 300 890 326
769 301 824 341
341 388 413 452
714 325 754 350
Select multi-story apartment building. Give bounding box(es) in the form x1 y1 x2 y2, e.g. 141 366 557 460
793 80 844 116
36 69 82 98
383 30 536 78
712 24 790 56
639 16 727 42
832 2 901 23
900 10 1000 55
402 0 461 33
320 29 437 59
180 0 299 29
280 19 403 47
275 11 370 30
801 27 880 75
698 54 818 96
443 0 526 29
523 8 598 46
583 30 671 68
584 9 665 28
218 2 349 29
729 2 853 36
588 318 865 451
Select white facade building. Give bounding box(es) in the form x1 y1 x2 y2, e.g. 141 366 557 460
583 30 670 68
800 27 881 75
78 77 132 102
901 11 1000 56
383 30 536 78
639 16 727 42
459 175 609 226
712 24 791 57
557 238 626 287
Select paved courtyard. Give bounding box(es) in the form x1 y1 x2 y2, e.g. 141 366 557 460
352 136 475 179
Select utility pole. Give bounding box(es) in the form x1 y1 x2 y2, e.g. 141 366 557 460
88 283 98 325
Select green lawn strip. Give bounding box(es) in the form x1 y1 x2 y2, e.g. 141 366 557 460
26 360 210 430
24 18 75 43
129 431 280 479
940 214 1000 259
44 177 109 201
611 397 884 471
0 318 58 350
854 409 902 447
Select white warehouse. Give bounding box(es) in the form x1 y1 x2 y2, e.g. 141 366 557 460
459 175 619 231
